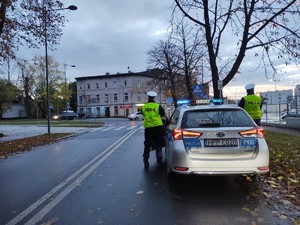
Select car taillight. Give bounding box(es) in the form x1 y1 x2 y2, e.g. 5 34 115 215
239 127 264 138
172 128 202 140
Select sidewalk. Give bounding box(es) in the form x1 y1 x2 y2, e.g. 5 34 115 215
0 125 91 142
262 122 300 136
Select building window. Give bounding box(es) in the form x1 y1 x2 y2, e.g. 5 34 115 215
137 80 141 87
105 82 108 88
124 93 129 102
86 95 91 103
105 94 109 103
96 83 99 89
79 96 83 104
137 93 141 101
124 80 127 87
96 94 100 102
113 80 117 88
87 83 90 89
114 93 118 102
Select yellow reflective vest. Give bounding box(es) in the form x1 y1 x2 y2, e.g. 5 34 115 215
142 102 163 128
244 95 262 119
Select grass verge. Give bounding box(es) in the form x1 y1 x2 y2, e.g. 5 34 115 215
264 130 300 206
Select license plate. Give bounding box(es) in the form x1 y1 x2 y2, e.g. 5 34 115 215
204 138 238 147
241 138 257 147
183 138 201 150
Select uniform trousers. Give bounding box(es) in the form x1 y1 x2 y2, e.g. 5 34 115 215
143 125 163 162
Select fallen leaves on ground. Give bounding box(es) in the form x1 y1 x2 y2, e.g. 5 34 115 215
264 131 300 207
0 133 73 158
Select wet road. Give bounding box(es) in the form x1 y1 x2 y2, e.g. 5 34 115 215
0 119 292 225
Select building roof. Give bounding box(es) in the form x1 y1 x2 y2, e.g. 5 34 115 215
75 69 164 81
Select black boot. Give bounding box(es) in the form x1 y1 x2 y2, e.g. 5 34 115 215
143 159 149 169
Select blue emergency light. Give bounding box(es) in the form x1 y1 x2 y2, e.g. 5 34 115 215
211 99 223 104
177 99 190 105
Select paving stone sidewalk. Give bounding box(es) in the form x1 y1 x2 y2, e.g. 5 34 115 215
0 125 91 142
262 123 300 136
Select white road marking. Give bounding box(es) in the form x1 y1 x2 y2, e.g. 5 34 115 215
126 126 138 130
114 126 127 130
6 128 139 225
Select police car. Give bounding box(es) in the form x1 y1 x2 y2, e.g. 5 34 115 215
165 99 269 176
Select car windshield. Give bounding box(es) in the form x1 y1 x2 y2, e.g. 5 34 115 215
181 108 254 128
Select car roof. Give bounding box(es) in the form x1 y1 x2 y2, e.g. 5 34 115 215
177 104 241 113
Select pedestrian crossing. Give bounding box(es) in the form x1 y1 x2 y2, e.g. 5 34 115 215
95 125 144 132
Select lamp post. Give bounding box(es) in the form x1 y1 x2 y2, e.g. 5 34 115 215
270 78 280 91
44 5 77 134
64 63 76 121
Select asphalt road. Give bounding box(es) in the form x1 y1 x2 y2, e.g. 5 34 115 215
0 119 296 225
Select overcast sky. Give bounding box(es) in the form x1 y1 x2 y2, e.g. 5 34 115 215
18 0 300 98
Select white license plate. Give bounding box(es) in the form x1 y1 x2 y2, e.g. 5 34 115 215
204 138 238 147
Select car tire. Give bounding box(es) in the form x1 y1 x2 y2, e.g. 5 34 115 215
134 117 139 121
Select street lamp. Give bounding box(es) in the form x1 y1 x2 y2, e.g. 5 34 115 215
270 78 280 91
44 5 77 134
64 63 76 121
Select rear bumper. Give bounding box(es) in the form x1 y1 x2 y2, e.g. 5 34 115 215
171 167 269 175
166 140 269 176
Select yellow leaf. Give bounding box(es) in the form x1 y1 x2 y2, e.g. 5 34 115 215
277 176 284 180
242 207 250 212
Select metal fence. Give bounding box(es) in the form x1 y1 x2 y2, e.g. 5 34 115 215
262 95 299 123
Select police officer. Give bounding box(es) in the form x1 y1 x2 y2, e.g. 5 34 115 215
238 83 262 125
141 91 166 169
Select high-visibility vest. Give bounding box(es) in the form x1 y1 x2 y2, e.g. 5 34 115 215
142 102 163 128
244 95 262 119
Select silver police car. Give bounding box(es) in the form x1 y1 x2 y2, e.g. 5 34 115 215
165 100 269 176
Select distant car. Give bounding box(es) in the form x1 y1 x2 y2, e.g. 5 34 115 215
127 112 144 120
165 100 269 177
281 109 300 119
53 110 78 121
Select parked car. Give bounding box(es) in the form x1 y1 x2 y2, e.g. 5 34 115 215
127 112 144 120
53 110 78 121
165 100 269 177
281 109 300 119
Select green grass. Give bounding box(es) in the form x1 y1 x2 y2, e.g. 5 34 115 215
264 130 300 192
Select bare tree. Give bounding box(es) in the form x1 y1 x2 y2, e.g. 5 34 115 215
174 0 300 98
147 39 184 104
171 19 207 99
148 19 207 102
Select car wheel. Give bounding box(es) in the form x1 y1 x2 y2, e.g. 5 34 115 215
134 117 139 121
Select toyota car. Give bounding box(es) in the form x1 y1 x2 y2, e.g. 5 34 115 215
165 100 269 176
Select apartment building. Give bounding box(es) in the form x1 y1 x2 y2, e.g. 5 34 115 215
75 70 169 118
260 89 293 114
260 89 293 105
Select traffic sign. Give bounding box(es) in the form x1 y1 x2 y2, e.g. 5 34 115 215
167 97 173 104
193 84 203 93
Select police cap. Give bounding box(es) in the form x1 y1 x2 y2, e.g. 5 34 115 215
245 83 255 90
147 91 157 98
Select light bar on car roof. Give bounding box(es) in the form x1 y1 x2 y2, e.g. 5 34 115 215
211 99 223 104
177 99 190 105
177 98 223 106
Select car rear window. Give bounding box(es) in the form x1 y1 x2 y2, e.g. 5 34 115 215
181 108 254 128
